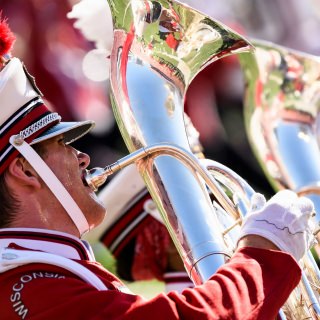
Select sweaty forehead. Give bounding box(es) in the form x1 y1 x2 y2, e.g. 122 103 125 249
33 134 65 155
41 134 64 145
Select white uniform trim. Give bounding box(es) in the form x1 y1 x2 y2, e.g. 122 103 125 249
9 136 90 236
0 248 108 291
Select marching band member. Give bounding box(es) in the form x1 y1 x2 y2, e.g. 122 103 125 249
0 16 316 320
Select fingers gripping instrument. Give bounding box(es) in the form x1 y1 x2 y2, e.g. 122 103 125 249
240 190 316 262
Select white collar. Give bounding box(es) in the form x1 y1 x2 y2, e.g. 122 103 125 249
0 228 96 261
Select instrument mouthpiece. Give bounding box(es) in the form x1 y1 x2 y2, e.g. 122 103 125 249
83 167 110 192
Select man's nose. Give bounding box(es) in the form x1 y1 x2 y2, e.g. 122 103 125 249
77 151 90 169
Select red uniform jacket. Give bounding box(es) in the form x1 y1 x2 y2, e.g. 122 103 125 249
0 228 301 320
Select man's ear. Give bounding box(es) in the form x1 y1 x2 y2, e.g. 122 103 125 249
7 157 42 189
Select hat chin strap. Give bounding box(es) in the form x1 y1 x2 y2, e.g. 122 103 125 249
9 135 90 237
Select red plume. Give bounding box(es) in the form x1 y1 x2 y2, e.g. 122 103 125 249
0 15 16 57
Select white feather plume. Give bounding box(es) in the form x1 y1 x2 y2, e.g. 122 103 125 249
67 0 114 82
67 0 113 51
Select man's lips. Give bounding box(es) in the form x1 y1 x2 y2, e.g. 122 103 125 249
81 170 89 187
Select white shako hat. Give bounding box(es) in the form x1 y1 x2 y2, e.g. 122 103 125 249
0 18 94 235
0 58 95 174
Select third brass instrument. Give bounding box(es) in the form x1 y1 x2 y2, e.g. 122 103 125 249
239 40 320 319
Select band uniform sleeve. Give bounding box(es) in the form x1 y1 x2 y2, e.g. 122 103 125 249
1 247 301 320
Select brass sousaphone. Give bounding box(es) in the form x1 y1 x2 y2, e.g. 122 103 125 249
85 0 255 284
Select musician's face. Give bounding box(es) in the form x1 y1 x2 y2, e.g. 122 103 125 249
37 134 106 232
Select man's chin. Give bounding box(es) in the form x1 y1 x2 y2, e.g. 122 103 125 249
91 204 107 228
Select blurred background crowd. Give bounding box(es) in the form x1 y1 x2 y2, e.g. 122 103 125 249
2 0 320 293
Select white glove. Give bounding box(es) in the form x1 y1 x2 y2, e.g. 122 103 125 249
238 190 316 261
